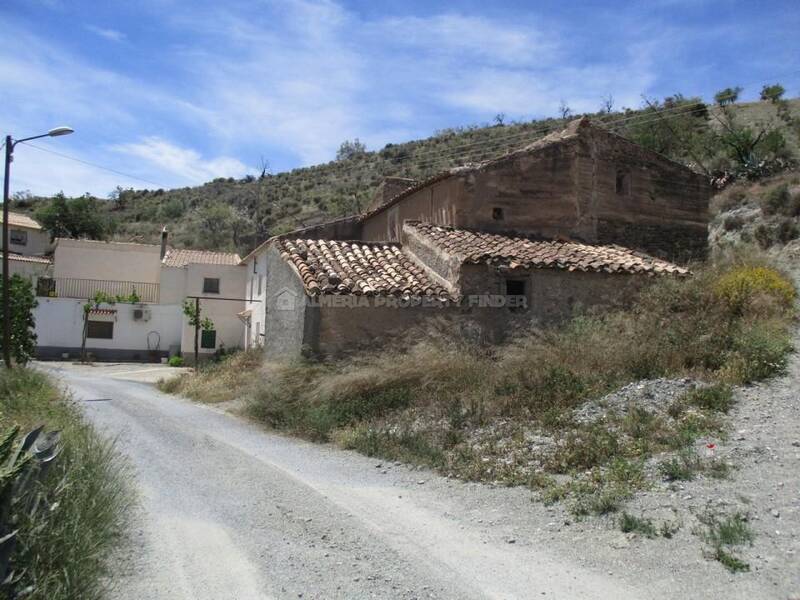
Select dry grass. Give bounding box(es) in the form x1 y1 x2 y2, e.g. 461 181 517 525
162 250 796 513
158 349 265 403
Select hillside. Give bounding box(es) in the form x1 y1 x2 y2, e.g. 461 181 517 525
13 97 800 255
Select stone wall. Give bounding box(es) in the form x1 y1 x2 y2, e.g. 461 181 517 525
358 120 710 261
263 246 315 360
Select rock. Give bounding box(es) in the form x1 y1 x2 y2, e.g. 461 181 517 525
507 538 516 544
417 480 426 485
772 509 780 518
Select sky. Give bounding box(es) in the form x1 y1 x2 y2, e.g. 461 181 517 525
1 0 798 197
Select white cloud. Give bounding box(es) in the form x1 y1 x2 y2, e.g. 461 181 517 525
112 137 248 184
373 14 558 67
85 25 126 42
1 0 731 197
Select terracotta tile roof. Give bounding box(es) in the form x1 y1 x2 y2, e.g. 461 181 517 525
240 215 360 264
0 253 51 265
162 248 242 268
1 212 42 230
277 238 453 299
405 222 689 276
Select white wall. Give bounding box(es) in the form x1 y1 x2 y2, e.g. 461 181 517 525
9 259 51 281
34 298 182 359
9 227 50 256
159 266 187 305
242 249 268 350
54 239 162 283
179 263 246 358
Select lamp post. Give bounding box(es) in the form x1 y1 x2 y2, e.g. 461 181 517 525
3 126 74 368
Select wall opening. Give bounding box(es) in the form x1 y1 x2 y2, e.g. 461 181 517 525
504 278 528 312
492 207 505 221
615 169 630 196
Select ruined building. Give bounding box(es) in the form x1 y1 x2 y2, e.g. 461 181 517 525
240 118 710 358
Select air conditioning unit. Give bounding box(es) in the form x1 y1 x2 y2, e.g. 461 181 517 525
132 308 151 322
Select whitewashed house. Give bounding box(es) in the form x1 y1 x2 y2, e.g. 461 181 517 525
239 244 268 350
161 248 246 361
33 230 245 362
1 211 51 256
1 212 53 281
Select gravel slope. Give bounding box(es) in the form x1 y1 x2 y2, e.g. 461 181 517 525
40 364 641 600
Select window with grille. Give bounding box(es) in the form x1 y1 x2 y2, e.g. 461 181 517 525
201 329 217 349
10 229 27 246
203 278 220 294
87 321 114 339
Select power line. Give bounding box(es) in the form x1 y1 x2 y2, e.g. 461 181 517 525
389 102 712 173
364 70 800 170
18 141 165 188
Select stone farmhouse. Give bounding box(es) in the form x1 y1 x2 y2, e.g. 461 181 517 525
242 118 710 359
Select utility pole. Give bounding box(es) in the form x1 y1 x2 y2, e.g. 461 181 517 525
194 297 200 368
2 127 73 369
3 135 12 368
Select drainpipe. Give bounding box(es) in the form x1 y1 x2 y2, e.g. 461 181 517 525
160 226 168 259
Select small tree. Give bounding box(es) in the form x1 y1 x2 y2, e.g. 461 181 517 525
714 86 742 106
335 139 367 161
81 291 116 363
558 100 572 120
760 84 785 103
0 275 38 366
183 299 214 367
35 193 109 242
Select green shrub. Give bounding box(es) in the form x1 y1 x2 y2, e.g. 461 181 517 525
546 424 619 472
658 448 701 481
753 224 773 248
776 218 799 243
168 355 184 367
0 274 38 365
698 512 754 573
619 512 657 537
723 320 793 383
760 183 791 215
682 385 734 413
722 215 744 231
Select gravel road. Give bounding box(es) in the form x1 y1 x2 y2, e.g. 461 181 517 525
39 363 645 600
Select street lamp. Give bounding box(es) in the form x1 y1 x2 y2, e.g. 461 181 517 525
3 126 74 368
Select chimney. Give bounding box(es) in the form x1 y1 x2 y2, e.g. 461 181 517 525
160 226 168 259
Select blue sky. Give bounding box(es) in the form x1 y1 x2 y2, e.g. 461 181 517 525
1 0 798 197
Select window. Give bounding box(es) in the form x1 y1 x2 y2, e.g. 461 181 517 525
10 229 27 246
505 279 528 312
201 329 217 349
249 277 254 302
615 170 630 196
257 275 263 296
87 321 114 339
203 278 220 294
492 207 504 221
